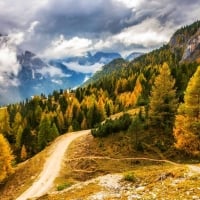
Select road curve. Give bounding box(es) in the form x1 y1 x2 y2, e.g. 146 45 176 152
16 130 90 200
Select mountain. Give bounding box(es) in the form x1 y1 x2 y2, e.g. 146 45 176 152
61 51 121 64
83 58 128 86
0 32 122 104
126 52 144 61
16 50 121 103
169 20 200 62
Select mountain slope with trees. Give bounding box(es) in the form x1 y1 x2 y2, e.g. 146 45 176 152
0 21 200 185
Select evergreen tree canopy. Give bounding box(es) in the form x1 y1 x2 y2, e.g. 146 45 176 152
149 63 178 131
174 66 200 155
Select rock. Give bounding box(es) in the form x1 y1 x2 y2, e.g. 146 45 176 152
192 195 199 200
135 186 145 192
128 194 141 199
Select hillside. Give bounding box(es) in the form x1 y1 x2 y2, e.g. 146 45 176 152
1 128 200 199
85 21 200 92
38 132 200 200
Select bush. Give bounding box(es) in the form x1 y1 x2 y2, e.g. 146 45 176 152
91 113 132 138
57 182 72 191
123 172 136 182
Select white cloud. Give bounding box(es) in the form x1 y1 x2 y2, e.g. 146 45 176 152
83 75 91 83
36 65 72 78
28 21 40 33
115 18 174 47
93 18 174 51
63 62 103 74
0 47 20 76
8 32 25 46
114 0 144 8
42 35 93 58
51 79 63 85
94 40 112 50
0 33 24 86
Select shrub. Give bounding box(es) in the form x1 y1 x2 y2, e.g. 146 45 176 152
57 182 72 191
91 113 132 138
123 172 136 182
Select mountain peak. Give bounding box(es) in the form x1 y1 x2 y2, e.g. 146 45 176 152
169 20 200 63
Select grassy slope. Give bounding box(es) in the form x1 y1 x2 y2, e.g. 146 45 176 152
40 133 200 200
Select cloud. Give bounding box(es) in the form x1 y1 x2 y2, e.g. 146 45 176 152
63 62 103 74
51 79 63 85
0 33 24 87
0 0 200 58
28 21 40 33
42 35 93 58
36 65 72 78
113 18 173 47
115 0 145 8
36 0 133 36
0 0 48 32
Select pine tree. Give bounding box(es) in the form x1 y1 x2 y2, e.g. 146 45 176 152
0 134 14 183
15 125 23 149
49 123 59 141
56 110 65 132
174 66 200 155
12 112 23 135
37 116 51 150
148 63 178 132
35 105 42 125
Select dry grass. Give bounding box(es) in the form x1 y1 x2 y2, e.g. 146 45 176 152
43 163 200 200
0 138 60 200
38 183 102 200
43 131 200 200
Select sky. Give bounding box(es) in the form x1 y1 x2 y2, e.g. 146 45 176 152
0 0 200 59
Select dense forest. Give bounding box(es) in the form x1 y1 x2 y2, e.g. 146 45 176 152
0 20 200 183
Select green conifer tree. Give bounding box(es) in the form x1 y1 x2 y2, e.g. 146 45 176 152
149 63 178 132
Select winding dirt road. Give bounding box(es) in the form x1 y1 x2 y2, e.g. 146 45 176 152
16 130 90 200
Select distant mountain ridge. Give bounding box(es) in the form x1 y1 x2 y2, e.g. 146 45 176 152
126 52 143 61
0 33 122 104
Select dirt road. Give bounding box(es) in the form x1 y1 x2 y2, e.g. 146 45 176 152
16 130 90 200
